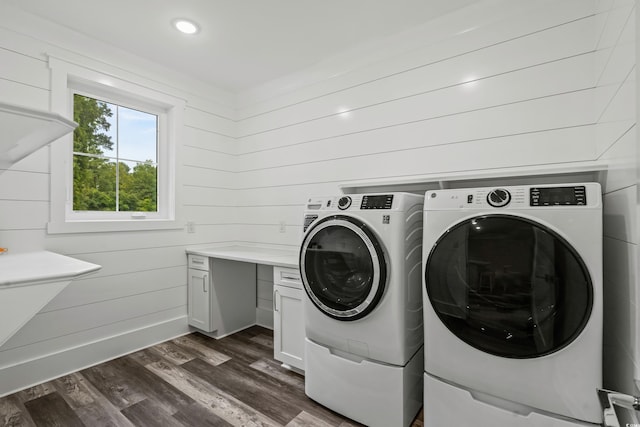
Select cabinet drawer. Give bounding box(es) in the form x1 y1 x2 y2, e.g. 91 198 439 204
274 266 301 289
188 254 209 270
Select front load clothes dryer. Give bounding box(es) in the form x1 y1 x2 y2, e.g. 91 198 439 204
422 183 603 426
300 192 424 427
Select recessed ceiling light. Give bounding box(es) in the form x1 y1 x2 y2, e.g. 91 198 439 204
173 19 199 35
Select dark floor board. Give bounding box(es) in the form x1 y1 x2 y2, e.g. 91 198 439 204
171 335 231 366
121 398 184 427
15 384 55 404
148 341 196 365
237 325 272 338
144 358 281 426
80 359 148 409
285 410 336 427
182 357 302 425
190 331 272 365
249 358 305 390
229 330 275 356
0 395 36 427
249 333 274 349
127 347 165 367
113 355 197 414
0 328 423 427
23 392 85 427
51 372 134 427
172 401 233 427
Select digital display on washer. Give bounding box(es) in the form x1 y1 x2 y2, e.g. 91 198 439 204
361 195 394 209
530 186 586 206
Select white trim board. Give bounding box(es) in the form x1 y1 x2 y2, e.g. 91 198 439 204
339 160 610 194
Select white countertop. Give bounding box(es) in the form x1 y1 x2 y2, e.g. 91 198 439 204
186 245 299 269
0 250 102 287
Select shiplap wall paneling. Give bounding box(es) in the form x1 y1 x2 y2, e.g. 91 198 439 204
237 58 596 166
238 13 600 140
596 0 638 394
237 90 597 181
0 2 237 396
237 126 596 197
0 309 187 397
235 2 602 250
1 286 186 353
636 0 640 392
257 264 275 329
0 39 51 252
0 80 48 111
603 237 638 394
43 267 187 312
234 182 339 249
236 0 597 118
181 107 238 245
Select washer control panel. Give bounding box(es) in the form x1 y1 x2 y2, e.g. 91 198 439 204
530 185 586 206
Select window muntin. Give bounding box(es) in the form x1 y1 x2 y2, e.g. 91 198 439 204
72 93 158 213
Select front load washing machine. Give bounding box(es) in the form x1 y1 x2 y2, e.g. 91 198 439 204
422 183 602 426
300 192 424 427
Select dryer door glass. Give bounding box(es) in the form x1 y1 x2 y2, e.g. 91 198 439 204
425 214 593 358
300 216 386 321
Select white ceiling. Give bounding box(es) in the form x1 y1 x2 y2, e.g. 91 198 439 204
8 0 478 93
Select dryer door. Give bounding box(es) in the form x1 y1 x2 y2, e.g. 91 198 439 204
300 215 387 321
425 214 593 358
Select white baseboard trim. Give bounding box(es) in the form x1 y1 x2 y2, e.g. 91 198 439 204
0 316 190 397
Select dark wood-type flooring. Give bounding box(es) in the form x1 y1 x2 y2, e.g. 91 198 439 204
0 326 424 426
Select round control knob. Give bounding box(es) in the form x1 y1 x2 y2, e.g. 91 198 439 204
487 188 511 208
338 196 352 210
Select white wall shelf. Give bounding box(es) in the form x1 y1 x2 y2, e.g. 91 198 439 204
0 251 101 349
339 161 610 194
0 101 76 172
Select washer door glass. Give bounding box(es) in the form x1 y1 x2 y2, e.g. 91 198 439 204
425 214 593 358
300 215 386 321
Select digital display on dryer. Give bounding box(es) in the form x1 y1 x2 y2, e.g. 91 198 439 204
530 186 586 206
361 195 393 209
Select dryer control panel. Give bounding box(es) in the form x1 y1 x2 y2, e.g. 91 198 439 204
530 185 586 206
425 183 601 210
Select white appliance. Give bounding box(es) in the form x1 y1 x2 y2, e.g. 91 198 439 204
300 192 424 427
422 183 603 426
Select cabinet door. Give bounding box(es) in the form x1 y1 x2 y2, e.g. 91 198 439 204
188 268 211 331
274 284 304 371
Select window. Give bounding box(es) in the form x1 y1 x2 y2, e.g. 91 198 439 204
72 93 159 214
48 56 185 233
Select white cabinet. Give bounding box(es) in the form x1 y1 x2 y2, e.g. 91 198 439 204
273 266 305 371
188 255 214 332
187 254 257 338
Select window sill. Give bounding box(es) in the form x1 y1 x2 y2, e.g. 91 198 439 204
47 219 184 234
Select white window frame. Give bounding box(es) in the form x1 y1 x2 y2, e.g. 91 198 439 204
48 56 185 233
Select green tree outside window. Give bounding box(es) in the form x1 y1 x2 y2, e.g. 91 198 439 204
72 94 158 212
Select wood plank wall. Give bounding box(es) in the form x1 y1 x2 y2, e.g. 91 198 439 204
232 0 603 250
0 3 238 396
595 0 638 395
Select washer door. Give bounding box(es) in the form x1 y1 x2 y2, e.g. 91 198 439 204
425 214 593 358
300 215 387 321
